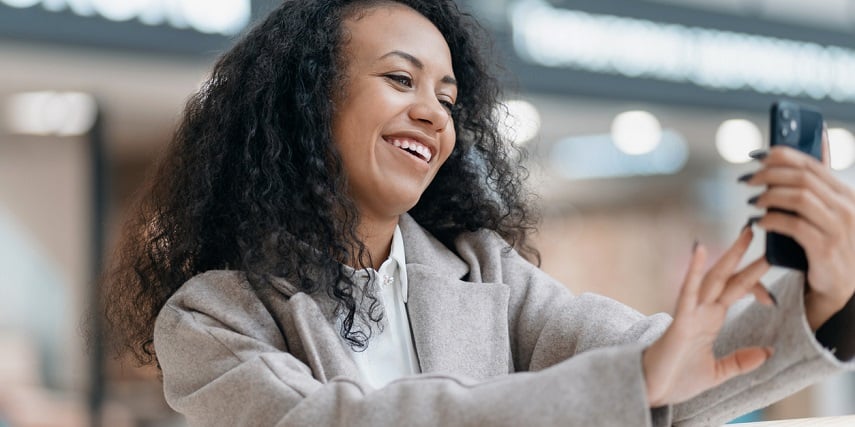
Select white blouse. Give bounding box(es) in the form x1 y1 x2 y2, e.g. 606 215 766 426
344 225 420 388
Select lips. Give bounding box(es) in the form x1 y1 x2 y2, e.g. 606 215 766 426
384 136 433 163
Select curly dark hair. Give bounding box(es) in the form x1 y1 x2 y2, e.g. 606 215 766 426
105 0 539 365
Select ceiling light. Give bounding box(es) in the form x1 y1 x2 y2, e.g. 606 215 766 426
828 128 855 170
5 91 98 136
496 99 541 146
715 119 762 164
611 110 662 155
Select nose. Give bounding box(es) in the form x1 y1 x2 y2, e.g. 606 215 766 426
408 93 451 133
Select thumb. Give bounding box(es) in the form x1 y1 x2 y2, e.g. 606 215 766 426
714 347 774 385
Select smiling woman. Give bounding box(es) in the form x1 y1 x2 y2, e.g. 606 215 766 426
332 6 458 265
103 0 855 426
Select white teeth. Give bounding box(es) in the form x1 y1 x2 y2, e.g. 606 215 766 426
420 146 433 162
387 137 432 163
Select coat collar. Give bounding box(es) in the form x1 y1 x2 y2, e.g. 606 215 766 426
399 214 511 378
269 214 510 380
398 213 469 280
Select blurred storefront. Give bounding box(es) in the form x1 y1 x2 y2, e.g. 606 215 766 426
1 0 853 425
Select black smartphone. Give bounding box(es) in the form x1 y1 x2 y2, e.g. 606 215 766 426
765 100 824 271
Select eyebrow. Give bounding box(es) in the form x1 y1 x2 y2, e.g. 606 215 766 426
379 50 457 86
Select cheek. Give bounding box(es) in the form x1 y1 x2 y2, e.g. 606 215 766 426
440 129 456 164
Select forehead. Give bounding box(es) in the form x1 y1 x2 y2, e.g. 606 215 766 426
342 4 454 74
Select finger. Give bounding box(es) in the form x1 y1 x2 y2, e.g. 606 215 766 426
756 211 826 260
714 347 774 386
748 163 855 227
717 258 771 306
746 165 842 214
764 145 851 195
751 187 835 235
698 227 754 303
677 242 707 313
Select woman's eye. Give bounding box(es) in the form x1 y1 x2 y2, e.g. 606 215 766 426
385 74 412 87
440 100 456 114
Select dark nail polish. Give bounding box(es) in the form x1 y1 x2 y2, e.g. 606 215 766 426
749 149 768 160
747 195 760 205
745 215 762 229
692 239 698 253
769 291 778 307
738 172 755 183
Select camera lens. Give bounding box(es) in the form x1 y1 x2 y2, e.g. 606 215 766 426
781 125 790 137
781 108 792 120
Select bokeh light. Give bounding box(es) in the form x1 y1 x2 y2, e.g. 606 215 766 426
611 110 662 155
496 99 541 146
716 119 762 164
828 128 855 171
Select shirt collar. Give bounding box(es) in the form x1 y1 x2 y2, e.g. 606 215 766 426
345 224 409 302
389 224 408 302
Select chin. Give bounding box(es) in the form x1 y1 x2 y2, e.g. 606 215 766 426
384 185 428 212
394 198 421 216
387 194 423 217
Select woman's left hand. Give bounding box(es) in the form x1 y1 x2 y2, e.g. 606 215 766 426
744 125 855 330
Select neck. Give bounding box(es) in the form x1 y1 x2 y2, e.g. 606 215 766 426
353 214 399 270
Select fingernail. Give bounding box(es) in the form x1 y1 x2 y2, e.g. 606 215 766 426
737 172 754 183
745 215 762 229
749 149 768 160
692 239 699 253
742 216 761 232
769 291 778 307
747 194 760 205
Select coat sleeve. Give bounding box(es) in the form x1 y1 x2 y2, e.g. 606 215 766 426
154 272 663 427
478 234 855 427
671 272 855 426
155 239 855 427
513 269 855 427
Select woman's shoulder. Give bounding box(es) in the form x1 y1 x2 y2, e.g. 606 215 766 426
153 270 294 369
155 270 293 345
169 270 251 302
157 270 270 325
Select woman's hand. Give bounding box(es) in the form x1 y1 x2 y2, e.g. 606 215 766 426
643 228 773 407
744 126 855 330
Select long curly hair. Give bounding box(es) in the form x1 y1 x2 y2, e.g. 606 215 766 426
105 0 539 365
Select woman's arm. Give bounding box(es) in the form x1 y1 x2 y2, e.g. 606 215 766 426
744 126 855 338
671 271 855 425
154 275 665 427
466 223 851 426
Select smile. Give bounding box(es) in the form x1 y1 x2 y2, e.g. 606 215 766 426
384 137 433 163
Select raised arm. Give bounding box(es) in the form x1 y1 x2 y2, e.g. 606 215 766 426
154 271 669 426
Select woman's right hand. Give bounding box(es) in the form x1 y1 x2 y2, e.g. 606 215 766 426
642 227 774 407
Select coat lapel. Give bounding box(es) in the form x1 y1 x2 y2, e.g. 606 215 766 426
399 215 512 379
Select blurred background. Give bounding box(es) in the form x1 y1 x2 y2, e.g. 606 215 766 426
1 0 854 425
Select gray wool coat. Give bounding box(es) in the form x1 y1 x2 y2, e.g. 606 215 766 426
153 214 855 426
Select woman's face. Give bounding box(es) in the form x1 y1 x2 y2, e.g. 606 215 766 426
332 4 457 224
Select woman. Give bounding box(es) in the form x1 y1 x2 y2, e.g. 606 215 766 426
105 0 855 425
